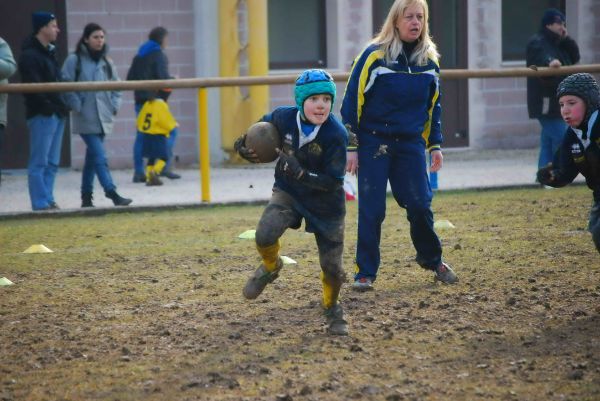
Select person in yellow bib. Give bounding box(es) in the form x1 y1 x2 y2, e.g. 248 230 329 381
136 90 177 186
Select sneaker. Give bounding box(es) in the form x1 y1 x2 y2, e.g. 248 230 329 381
352 277 374 292
146 172 163 186
324 304 348 336
132 172 146 183
48 201 60 210
160 170 181 179
242 258 283 300
434 262 459 284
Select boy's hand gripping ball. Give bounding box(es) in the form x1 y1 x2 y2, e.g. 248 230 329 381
243 122 282 163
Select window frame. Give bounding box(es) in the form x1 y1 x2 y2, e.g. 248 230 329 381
501 0 565 62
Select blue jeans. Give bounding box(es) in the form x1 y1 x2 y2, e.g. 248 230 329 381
355 133 442 281
27 114 65 210
80 134 116 194
538 117 567 169
133 103 178 175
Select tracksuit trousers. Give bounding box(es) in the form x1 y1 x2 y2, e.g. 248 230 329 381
355 132 442 281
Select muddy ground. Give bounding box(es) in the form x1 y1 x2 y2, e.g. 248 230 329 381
0 186 599 401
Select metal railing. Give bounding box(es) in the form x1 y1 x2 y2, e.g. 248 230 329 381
1 64 600 202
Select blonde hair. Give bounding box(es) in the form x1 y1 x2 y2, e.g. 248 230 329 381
371 0 439 66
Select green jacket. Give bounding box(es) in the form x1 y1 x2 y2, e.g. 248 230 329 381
0 37 17 126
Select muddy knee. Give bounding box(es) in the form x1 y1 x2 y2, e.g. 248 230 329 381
255 228 279 249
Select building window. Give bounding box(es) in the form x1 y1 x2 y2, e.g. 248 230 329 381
268 0 326 69
373 0 395 33
502 0 565 61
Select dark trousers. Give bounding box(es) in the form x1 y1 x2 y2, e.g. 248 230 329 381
355 133 442 281
256 189 346 284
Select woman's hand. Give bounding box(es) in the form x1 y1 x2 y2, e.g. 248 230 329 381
346 151 358 175
430 150 443 172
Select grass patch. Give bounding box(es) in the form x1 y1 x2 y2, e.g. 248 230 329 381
1 186 599 400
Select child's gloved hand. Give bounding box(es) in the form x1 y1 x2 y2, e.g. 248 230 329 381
234 134 260 163
277 148 305 180
536 163 555 185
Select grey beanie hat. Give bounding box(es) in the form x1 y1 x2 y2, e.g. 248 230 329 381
557 73 600 121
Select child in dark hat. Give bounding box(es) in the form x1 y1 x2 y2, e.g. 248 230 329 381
537 73 600 253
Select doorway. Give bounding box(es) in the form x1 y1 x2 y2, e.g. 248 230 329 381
0 0 70 169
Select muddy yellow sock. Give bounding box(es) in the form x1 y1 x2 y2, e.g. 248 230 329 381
321 271 341 309
145 165 154 181
256 240 280 272
154 159 166 175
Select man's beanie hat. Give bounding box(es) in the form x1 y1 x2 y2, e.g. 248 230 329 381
557 73 600 121
541 8 565 27
32 11 56 34
295 69 336 118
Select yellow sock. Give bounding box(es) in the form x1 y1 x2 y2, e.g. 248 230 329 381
145 165 154 181
321 271 341 309
256 240 280 272
154 159 166 175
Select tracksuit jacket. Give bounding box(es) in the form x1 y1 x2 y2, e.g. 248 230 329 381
340 43 442 152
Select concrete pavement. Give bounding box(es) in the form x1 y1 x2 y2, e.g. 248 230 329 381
0 148 579 216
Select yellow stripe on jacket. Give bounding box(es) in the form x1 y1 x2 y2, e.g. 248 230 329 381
355 49 385 126
136 99 178 137
422 73 440 152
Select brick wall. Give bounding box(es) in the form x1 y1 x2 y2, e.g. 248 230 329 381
66 0 196 169
467 0 538 149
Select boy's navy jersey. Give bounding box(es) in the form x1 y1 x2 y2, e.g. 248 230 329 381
261 106 348 236
549 110 600 200
341 44 442 151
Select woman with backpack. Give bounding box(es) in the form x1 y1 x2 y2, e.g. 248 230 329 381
62 23 131 208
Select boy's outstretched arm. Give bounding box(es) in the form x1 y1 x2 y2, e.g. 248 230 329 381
537 142 579 187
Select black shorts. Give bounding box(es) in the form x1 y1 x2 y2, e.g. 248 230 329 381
142 134 168 160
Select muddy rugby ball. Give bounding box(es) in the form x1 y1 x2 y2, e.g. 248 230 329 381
245 122 281 163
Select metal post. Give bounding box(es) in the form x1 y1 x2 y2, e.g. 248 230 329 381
198 88 211 202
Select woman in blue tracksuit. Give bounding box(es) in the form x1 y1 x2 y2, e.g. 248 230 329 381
341 0 458 291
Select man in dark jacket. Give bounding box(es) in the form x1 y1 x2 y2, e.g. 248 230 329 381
127 26 180 182
526 8 580 172
18 12 69 210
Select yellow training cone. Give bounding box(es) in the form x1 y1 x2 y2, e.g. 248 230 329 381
238 230 256 239
434 220 456 229
280 256 297 265
0 277 14 286
23 244 53 253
